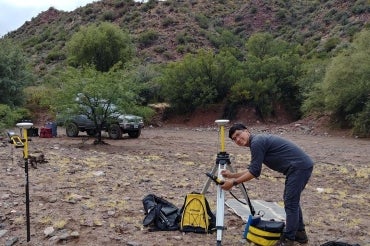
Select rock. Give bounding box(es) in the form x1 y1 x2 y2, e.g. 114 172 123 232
44 226 55 237
0 229 8 237
5 237 18 246
172 235 182 240
1 194 10 200
58 231 70 240
92 170 105 176
126 242 142 246
48 197 58 203
48 235 59 241
107 210 115 216
70 231 79 238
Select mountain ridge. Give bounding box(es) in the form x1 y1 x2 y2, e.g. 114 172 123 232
5 0 368 79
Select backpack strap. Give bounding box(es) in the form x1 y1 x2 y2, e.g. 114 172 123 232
204 196 216 232
204 196 215 219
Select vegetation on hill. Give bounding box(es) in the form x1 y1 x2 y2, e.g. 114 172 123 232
0 0 369 137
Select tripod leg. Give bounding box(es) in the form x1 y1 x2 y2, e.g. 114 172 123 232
201 164 218 194
216 163 226 245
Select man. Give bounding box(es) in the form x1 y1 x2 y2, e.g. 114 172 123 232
221 123 313 246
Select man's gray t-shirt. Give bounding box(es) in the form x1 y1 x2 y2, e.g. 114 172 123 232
248 134 314 177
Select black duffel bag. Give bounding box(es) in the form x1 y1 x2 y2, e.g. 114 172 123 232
142 194 180 231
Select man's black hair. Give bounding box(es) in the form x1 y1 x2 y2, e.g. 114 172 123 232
229 123 247 139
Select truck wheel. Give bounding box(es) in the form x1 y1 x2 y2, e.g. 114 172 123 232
108 124 122 139
128 129 141 138
66 122 79 137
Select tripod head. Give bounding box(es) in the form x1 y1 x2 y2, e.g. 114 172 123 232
215 119 229 153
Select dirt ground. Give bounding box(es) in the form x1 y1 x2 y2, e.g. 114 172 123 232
0 119 369 246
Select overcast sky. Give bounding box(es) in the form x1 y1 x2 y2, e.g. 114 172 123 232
0 0 97 37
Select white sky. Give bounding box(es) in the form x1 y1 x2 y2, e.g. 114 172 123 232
0 0 97 37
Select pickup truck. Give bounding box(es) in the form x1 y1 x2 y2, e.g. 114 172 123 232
65 114 144 139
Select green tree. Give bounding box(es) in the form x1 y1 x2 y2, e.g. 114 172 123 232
231 33 302 119
67 22 134 72
322 30 370 136
130 64 163 104
0 104 30 130
158 49 242 113
299 58 329 114
49 66 147 143
0 38 31 106
246 33 290 59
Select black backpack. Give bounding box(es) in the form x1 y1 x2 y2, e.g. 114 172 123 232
142 194 180 231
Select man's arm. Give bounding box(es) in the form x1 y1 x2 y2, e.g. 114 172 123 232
220 170 255 190
234 170 255 183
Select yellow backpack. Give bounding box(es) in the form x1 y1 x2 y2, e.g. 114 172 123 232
180 193 216 233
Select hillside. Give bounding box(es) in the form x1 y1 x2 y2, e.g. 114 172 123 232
5 0 369 80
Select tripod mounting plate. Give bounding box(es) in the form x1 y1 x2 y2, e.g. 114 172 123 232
215 119 229 126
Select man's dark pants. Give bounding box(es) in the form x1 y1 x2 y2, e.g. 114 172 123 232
283 167 313 240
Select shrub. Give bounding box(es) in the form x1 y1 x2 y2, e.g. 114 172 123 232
162 17 176 27
195 14 209 29
350 100 370 137
0 104 31 130
138 30 159 47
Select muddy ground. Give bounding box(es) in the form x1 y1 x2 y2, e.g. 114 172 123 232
0 122 369 246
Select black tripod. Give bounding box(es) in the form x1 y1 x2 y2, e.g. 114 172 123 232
202 120 249 246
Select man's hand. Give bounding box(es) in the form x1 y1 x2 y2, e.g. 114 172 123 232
221 169 232 178
220 180 234 191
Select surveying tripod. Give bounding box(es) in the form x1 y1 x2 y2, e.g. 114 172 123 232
202 119 249 246
9 122 33 242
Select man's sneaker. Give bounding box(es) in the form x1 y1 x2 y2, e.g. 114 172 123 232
275 236 295 246
295 230 308 244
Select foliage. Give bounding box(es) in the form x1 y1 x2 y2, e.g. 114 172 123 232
350 100 370 137
195 13 209 29
0 39 31 106
129 64 163 104
0 104 30 130
142 0 158 12
207 29 245 56
48 66 151 143
158 49 242 113
66 22 134 72
137 30 159 47
230 33 303 119
321 30 370 136
299 58 330 114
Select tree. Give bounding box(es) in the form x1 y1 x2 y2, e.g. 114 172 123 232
0 104 30 130
230 33 302 120
0 38 31 106
50 66 145 144
67 22 134 72
321 30 370 136
158 49 242 113
299 58 330 114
